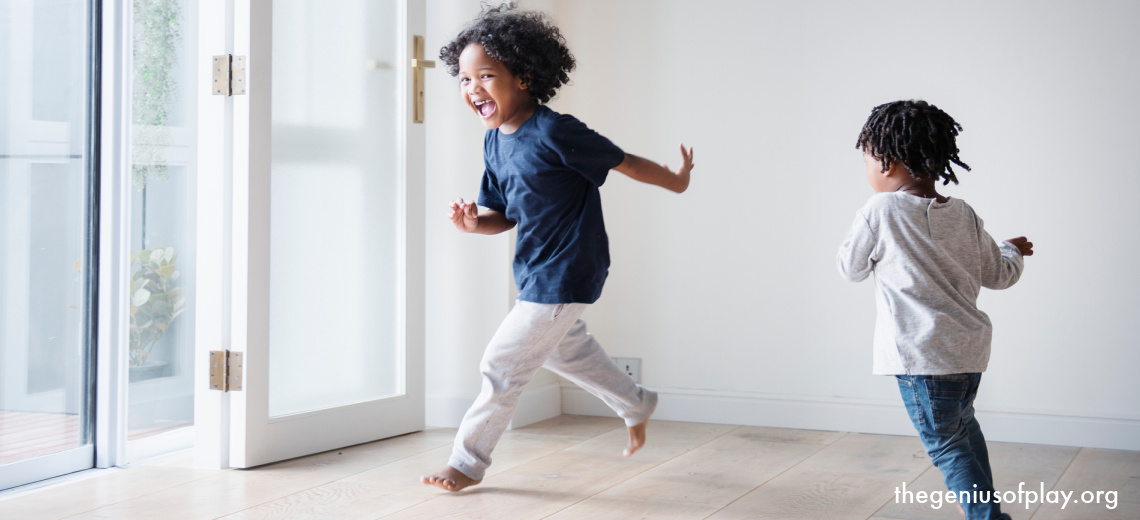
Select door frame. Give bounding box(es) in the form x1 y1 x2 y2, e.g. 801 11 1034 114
193 0 426 469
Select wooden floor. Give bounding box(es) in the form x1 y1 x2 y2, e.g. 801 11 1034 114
0 411 193 466
0 411 81 466
0 415 1135 519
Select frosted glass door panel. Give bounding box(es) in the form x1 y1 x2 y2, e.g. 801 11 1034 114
269 1 401 417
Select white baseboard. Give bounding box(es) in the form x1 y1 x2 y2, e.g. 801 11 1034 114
425 382 563 430
560 386 1140 451
126 426 195 464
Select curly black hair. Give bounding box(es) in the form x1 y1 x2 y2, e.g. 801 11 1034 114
855 100 970 185
439 2 574 105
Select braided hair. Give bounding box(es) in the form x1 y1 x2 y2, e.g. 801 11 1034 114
855 100 970 185
439 2 575 105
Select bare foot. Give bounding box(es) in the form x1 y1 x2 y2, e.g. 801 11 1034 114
624 401 657 457
624 420 649 457
420 466 481 492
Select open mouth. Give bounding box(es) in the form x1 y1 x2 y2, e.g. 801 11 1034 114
473 99 497 118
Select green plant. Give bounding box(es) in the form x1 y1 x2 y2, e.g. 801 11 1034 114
129 247 185 367
131 0 182 190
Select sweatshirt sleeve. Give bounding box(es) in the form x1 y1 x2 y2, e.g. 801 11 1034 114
837 211 877 282
977 217 1024 290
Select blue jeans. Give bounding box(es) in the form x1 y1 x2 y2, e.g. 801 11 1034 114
897 373 1010 520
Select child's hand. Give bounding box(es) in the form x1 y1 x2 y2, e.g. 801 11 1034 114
669 143 694 193
448 198 479 233
614 146 694 193
1007 236 1034 256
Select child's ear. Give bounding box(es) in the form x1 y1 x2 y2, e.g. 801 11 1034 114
517 73 531 90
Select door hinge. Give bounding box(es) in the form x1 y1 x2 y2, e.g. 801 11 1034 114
209 350 244 391
212 55 246 96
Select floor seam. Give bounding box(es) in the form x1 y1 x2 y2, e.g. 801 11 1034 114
706 431 851 518
539 425 745 519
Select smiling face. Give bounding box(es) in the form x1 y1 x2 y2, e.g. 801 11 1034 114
457 43 536 133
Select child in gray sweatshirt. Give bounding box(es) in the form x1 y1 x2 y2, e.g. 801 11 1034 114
838 100 1033 520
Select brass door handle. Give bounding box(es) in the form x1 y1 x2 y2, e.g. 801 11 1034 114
411 35 435 123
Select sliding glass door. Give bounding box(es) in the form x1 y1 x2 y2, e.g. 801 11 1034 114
0 0 97 490
1 0 200 490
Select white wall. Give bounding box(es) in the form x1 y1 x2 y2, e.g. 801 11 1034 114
425 0 1140 449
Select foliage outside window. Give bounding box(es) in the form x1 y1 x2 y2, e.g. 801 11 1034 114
132 0 181 189
130 0 184 369
129 248 185 366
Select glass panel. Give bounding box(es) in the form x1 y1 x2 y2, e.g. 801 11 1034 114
0 0 92 469
126 0 198 441
269 1 401 417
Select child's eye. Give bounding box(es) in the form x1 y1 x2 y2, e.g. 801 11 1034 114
481 74 493 79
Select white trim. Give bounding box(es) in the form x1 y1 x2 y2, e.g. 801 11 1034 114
95 0 131 470
560 385 1140 451
974 409 1140 451
126 427 195 463
0 446 95 492
425 382 563 430
191 0 232 470
226 0 259 470
0 466 119 501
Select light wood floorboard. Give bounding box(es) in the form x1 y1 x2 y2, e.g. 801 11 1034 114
704 433 933 520
1030 447 1139 520
873 440 1080 519
219 431 584 519
0 415 1136 520
0 411 83 465
543 426 845 520
377 420 738 520
65 429 458 519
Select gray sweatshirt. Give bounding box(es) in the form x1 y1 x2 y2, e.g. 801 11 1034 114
837 192 1024 375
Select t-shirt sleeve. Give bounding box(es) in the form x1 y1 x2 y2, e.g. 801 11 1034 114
478 166 507 213
548 113 625 187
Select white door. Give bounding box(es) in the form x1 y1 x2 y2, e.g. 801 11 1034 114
194 0 426 468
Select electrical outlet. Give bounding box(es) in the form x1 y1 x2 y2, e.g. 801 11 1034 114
611 357 640 383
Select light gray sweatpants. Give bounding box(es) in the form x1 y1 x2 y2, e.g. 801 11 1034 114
448 300 658 481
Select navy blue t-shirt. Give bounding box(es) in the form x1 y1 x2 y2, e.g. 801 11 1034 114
478 105 625 304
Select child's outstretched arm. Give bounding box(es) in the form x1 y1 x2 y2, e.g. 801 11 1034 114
613 144 693 193
979 230 1031 289
448 198 516 235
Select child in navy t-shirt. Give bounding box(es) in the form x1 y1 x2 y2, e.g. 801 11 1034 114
422 4 694 492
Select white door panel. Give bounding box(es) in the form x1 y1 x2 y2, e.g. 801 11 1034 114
195 0 425 469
